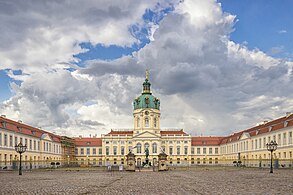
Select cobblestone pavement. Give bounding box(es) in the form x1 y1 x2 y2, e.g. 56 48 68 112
0 167 292 195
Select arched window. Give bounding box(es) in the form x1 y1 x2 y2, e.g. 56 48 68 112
152 142 157 153
154 118 157 128
145 117 149 127
137 143 142 153
137 117 140 128
144 143 149 152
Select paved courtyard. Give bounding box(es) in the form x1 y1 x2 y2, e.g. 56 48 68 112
0 167 292 195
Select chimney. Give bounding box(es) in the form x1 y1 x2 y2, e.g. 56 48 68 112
286 112 291 117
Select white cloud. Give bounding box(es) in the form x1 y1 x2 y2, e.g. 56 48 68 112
0 0 170 74
1 0 293 137
278 29 287 34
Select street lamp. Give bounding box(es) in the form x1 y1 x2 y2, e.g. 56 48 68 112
266 141 278 173
15 142 27 175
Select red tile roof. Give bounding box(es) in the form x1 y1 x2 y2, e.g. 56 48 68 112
107 131 133 135
220 113 293 145
0 116 61 142
160 130 187 135
73 138 102 146
191 137 224 146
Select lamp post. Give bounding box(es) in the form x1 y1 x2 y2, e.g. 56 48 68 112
15 142 27 175
266 141 278 173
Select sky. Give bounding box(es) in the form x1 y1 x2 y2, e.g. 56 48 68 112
0 0 293 137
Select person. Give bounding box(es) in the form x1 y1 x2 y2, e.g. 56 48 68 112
119 164 123 172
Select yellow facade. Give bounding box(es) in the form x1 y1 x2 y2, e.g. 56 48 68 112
1 71 293 169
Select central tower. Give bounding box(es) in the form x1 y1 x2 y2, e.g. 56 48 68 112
133 70 160 135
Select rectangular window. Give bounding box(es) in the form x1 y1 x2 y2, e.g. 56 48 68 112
34 140 36 150
184 147 188 155
81 148 84 155
25 138 28 147
268 136 271 142
259 138 261 149
30 139 32 150
87 148 90 155
263 137 266 148
4 134 7 146
93 148 96 155
9 135 13 147
283 133 287 145
289 132 292 144
0 133 2 146
255 140 257 149
197 148 200 154
191 147 195 154
38 141 40 151
209 148 212 154
75 148 78 155
15 136 18 146
273 135 276 141
99 148 102 155
215 148 218 154
278 134 281 145
106 147 109 155
203 148 206 154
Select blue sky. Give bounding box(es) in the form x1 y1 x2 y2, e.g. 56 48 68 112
0 0 293 136
219 0 293 59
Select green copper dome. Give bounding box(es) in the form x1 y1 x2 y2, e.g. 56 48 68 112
133 70 160 110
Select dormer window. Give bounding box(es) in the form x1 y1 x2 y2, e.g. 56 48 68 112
17 126 22 132
269 126 272 132
284 121 289 127
1 121 6 128
154 118 157 128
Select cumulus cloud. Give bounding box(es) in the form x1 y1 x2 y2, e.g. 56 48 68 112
1 0 293 137
0 0 170 73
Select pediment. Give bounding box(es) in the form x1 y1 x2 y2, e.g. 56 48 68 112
133 131 160 138
239 132 250 140
41 133 52 141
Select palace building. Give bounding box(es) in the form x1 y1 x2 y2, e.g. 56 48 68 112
0 71 293 169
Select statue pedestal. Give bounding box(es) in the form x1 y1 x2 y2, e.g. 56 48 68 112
126 152 136 172
158 153 168 171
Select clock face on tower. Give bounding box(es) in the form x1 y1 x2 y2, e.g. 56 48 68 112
145 111 149 115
